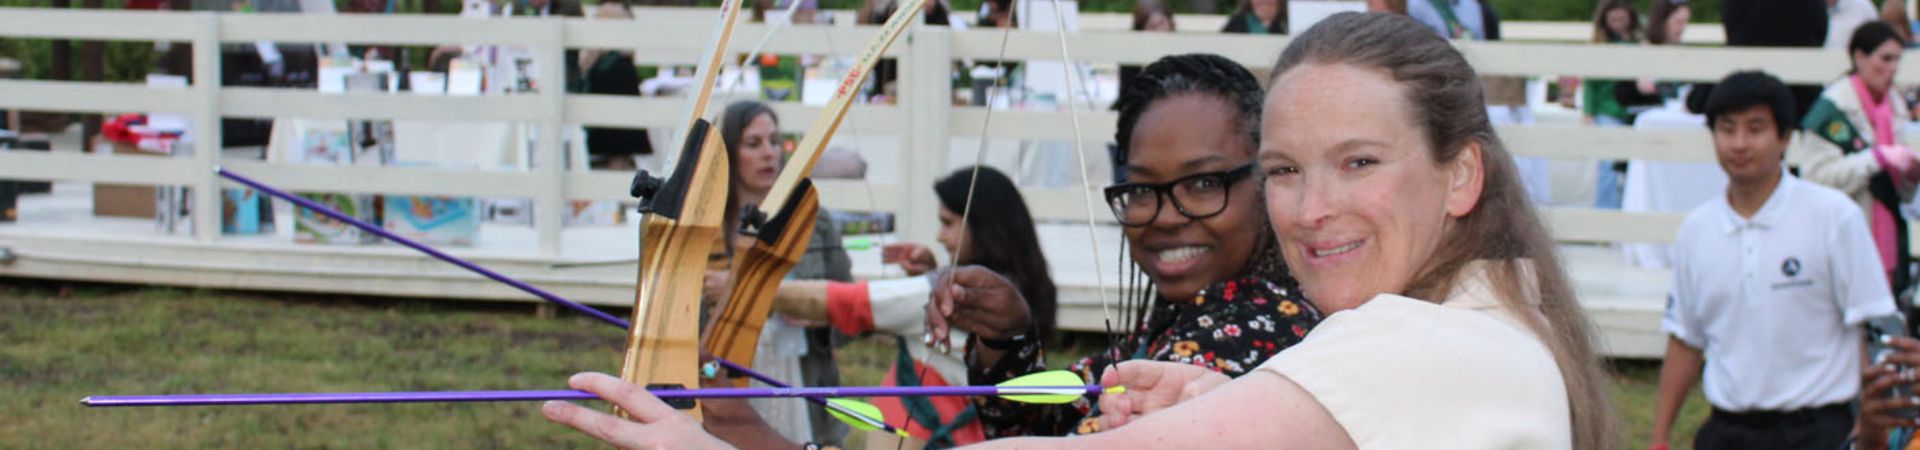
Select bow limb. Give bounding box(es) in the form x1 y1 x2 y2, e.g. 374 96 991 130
620 0 749 420
679 0 748 131
701 0 927 379
756 0 925 219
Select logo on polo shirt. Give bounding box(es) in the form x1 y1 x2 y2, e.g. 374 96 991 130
1772 257 1816 290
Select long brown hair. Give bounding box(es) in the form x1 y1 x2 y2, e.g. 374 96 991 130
1590 0 1642 43
1272 12 1618 450
1645 0 1688 45
719 100 780 242
1131 0 1175 31
934 166 1058 341
1231 0 1286 32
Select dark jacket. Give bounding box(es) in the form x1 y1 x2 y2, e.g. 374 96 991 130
576 52 653 157
1722 0 1827 116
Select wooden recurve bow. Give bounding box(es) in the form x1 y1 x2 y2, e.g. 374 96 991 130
620 0 747 419
701 0 928 385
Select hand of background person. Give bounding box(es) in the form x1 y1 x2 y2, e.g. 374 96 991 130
1859 336 1920 450
1636 78 1658 95
1872 145 1920 187
882 242 939 276
1902 147 1920 185
924 265 1032 346
1095 360 1230 431
1556 76 1580 109
542 372 736 450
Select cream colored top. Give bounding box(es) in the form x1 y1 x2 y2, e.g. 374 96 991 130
1256 261 1571 450
1789 77 1917 215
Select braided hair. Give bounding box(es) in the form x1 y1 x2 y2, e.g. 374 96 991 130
1107 53 1285 339
1111 53 1265 178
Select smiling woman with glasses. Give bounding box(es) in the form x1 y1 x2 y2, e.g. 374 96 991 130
911 53 1322 439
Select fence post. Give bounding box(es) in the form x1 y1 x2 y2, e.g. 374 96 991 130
536 18 567 258
191 12 222 243
898 26 949 247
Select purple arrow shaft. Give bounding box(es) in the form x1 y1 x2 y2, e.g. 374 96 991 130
216 169 788 385
84 390 599 406
82 384 1099 407
707 356 903 433
215 167 632 329
214 168 896 433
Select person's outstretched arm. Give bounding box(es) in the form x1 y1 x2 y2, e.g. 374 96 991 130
969 361 1355 449
545 361 1355 449
1650 336 1703 448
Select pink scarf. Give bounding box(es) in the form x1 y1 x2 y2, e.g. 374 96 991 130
1852 74 1905 274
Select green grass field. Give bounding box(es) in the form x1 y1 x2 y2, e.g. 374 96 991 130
0 280 1706 449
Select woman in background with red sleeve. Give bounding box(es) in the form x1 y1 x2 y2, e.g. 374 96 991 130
772 165 1056 449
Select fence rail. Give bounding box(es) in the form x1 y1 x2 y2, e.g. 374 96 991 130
0 7 1875 249
0 8 1889 355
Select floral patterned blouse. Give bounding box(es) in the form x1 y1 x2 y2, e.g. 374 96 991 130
966 275 1322 437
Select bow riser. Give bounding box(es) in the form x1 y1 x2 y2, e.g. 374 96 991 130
703 180 821 386
619 0 745 419
622 120 731 419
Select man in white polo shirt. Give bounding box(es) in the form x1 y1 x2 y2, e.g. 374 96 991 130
1649 71 1899 450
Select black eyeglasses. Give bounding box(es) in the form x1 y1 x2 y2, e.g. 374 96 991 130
1103 164 1256 226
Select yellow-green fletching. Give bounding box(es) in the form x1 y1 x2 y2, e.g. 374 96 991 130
843 238 874 251
998 370 1093 405
826 398 897 435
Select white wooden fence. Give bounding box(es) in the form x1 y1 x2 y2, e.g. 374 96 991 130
0 7 1896 356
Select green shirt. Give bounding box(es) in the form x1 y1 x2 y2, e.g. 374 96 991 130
1582 38 1637 122
1583 79 1629 122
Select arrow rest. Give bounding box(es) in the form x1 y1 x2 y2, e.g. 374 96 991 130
738 205 769 237
629 170 666 213
748 179 814 246
629 119 716 221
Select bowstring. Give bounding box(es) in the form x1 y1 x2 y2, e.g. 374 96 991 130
889 11 1017 449
898 0 1120 440
1040 0 1118 360
727 0 806 96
